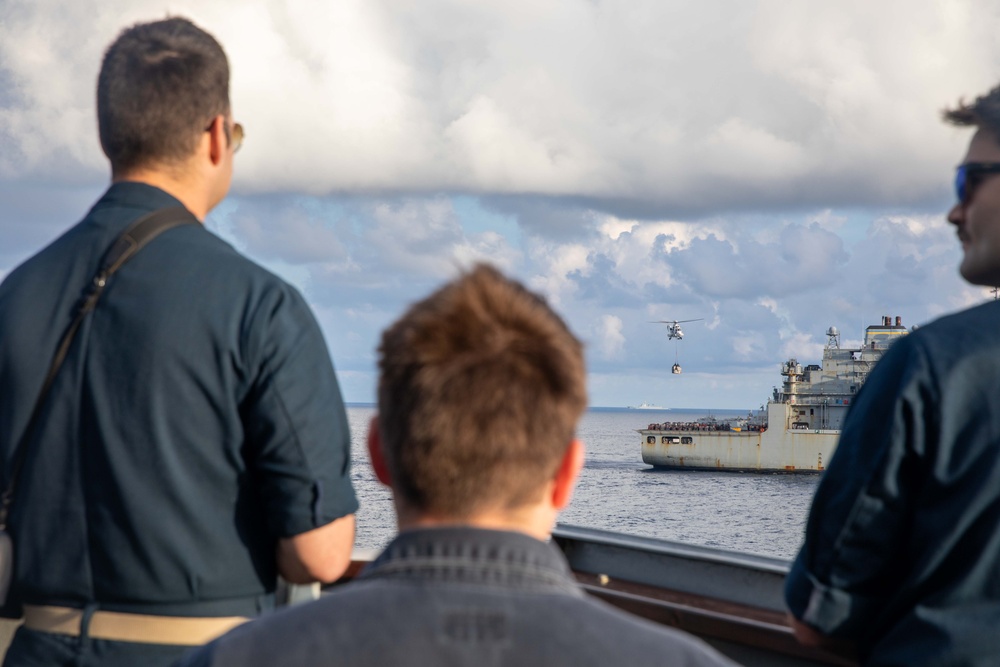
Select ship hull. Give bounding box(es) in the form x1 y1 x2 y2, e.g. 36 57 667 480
640 428 838 472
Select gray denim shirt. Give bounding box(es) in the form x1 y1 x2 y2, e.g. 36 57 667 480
177 526 739 667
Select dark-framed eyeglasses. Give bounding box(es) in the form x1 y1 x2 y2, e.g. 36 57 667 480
955 162 1000 203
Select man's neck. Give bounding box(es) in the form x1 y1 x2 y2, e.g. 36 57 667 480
113 167 210 221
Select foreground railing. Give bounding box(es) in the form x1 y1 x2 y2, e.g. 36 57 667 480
551 524 854 667
0 527 855 665
334 525 853 665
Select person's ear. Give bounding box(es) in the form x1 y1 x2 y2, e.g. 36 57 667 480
551 439 584 511
367 416 392 487
206 114 227 166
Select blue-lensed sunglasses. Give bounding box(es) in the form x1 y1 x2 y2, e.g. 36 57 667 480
955 162 1000 203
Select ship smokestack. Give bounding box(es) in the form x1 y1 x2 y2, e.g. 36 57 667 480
884 315 890 326
895 316 902 327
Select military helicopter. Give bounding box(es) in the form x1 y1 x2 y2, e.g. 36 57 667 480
650 318 704 374
651 318 704 341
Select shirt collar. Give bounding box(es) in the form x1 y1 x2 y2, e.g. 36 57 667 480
91 181 187 216
363 526 580 594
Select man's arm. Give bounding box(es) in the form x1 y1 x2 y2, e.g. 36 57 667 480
277 513 356 584
788 615 858 662
242 285 360 583
785 336 932 654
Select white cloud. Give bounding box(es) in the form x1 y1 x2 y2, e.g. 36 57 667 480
525 240 590 306
592 314 626 361
2 0 996 214
779 332 823 364
452 231 522 274
1 0 996 409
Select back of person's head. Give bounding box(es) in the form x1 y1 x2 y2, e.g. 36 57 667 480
943 84 1000 136
377 263 587 519
98 17 230 175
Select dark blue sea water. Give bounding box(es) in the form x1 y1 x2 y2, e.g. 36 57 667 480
347 406 818 560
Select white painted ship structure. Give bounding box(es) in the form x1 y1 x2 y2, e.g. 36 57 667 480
640 315 909 472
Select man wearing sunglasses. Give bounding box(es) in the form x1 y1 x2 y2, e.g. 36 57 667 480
785 85 1000 667
0 17 357 667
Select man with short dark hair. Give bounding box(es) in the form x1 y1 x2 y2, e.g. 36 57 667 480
785 84 1000 666
177 264 738 667
0 17 356 667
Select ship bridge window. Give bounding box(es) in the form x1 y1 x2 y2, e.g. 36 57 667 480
661 436 680 444
681 437 693 444
810 408 814 415
646 436 655 444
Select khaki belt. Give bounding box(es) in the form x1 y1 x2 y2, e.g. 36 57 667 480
22 605 249 646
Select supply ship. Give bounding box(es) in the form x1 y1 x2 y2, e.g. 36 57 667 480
640 315 908 472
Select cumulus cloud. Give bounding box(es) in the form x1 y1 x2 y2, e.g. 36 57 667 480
663 222 851 299
1 0 995 217
592 314 626 361
220 197 349 265
1 0 995 408
533 209 980 378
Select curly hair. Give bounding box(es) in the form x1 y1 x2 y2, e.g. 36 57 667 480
943 83 1000 136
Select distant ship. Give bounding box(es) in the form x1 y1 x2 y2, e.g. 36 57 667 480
640 315 909 472
628 401 666 410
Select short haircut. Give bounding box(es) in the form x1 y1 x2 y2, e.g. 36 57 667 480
377 264 587 518
97 17 230 174
943 83 1000 136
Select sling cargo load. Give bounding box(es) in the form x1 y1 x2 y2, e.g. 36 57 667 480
640 316 909 472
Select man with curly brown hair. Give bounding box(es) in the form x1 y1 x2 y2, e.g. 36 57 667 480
786 83 1000 666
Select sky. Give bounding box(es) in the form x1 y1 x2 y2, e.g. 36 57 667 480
2 0 1000 409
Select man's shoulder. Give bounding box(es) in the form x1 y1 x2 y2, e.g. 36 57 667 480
180 577 736 667
553 591 738 665
906 301 1000 351
856 302 1000 389
165 225 290 286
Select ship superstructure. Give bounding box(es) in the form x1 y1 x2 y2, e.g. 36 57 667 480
640 315 908 472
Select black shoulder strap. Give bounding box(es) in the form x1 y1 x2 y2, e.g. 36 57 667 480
0 206 198 528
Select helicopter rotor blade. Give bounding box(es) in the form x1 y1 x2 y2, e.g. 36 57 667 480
649 319 704 324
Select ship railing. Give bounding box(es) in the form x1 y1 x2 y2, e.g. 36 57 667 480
642 422 767 433
329 526 854 667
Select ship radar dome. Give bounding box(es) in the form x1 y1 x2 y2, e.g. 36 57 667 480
826 326 841 348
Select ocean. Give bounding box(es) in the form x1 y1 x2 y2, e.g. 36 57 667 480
347 405 819 561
